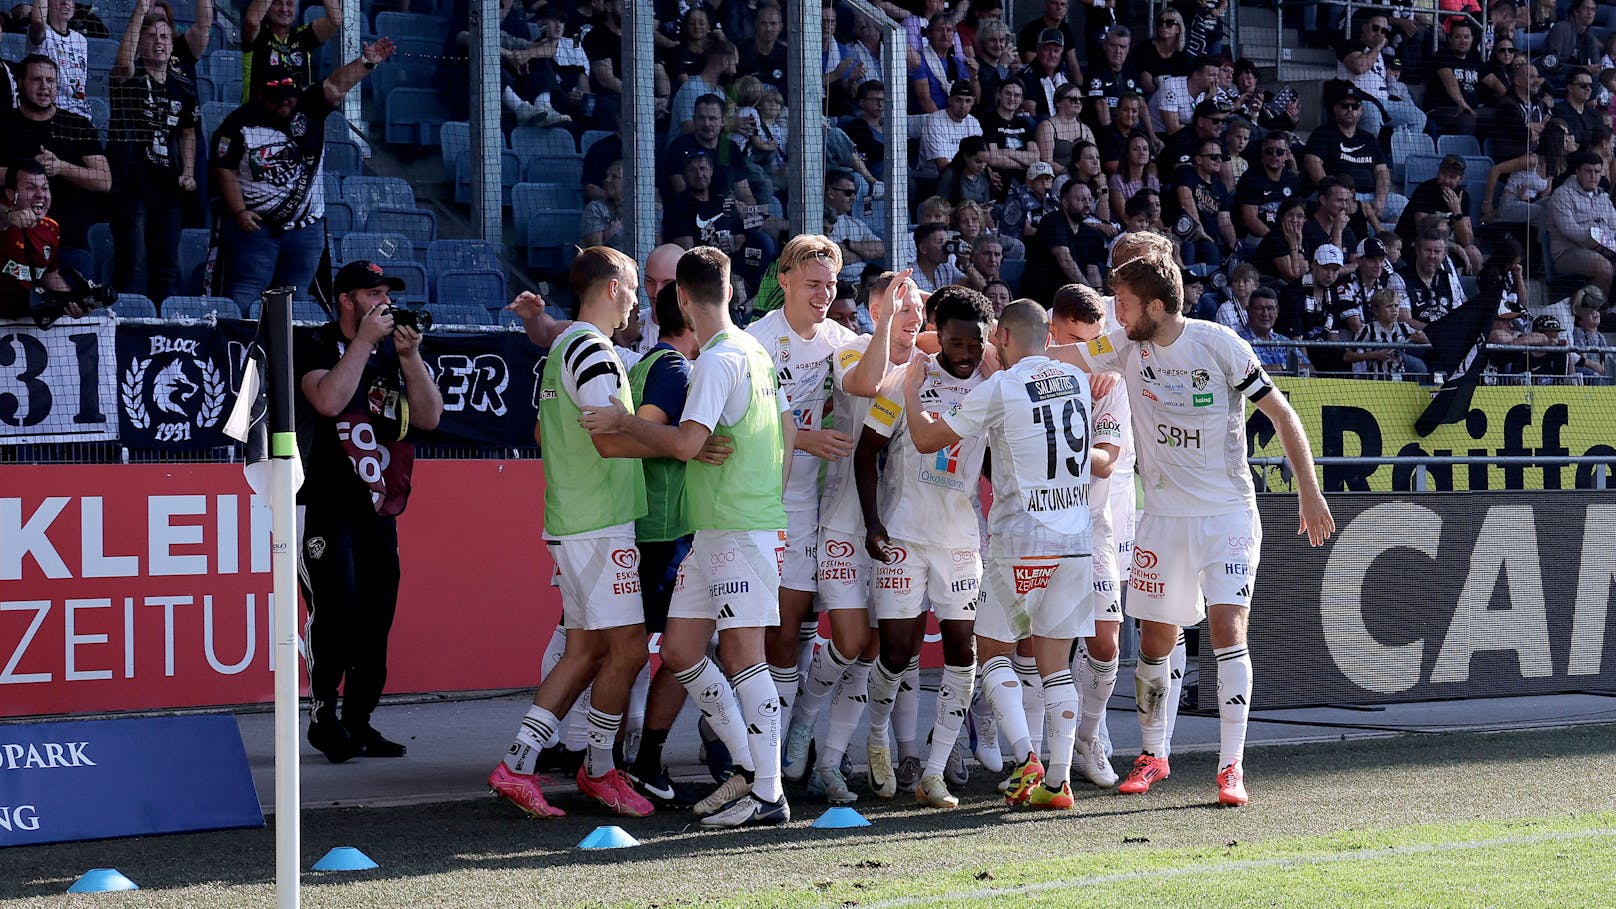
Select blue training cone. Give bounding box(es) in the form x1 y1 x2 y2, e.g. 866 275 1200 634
67 869 139 893
577 825 641 849
812 807 872 829
312 846 379 871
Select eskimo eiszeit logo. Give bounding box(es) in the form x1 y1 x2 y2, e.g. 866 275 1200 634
121 336 225 443
611 548 638 570
824 538 855 560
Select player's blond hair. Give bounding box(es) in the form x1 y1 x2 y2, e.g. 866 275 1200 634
777 234 844 275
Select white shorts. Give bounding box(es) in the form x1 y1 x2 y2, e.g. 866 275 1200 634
978 554 1094 644
780 507 818 593
872 540 982 623
1092 545 1123 623
816 527 872 611
667 529 787 631
548 536 645 631
1125 510 1261 627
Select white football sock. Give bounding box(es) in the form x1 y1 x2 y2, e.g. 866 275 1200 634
923 663 976 777
1215 643 1253 769
1135 652 1173 758
734 662 784 803
505 704 559 774
819 657 873 769
1042 670 1079 787
673 658 754 772
1013 653 1044 756
982 655 1032 760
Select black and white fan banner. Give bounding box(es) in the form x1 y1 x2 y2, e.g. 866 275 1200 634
0 317 117 444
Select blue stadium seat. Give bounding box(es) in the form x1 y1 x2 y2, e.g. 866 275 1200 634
427 239 502 281
511 181 584 217
440 120 469 184
455 149 521 206
87 222 113 286
1436 135 1482 158
432 302 496 326
1390 131 1433 185
580 129 615 156
325 199 357 236
86 66 109 104
324 138 363 175
385 261 431 306
341 176 415 226
384 87 449 146
339 231 417 266
364 206 437 260
523 210 583 273
292 299 330 322
161 295 236 319
113 293 159 319
200 100 235 139
177 228 209 295
1403 153 1442 196
998 258 1026 293
436 268 507 310
1462 156 1494 221
196 74 218 104
521 153 583 186
510 126 577 158
85 37 119 70
302 4 326 24
0 33 23 62
374 11 442 40
364 57 440 125
204 50 241 87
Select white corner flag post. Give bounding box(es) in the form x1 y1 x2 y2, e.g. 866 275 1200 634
264 286 302 909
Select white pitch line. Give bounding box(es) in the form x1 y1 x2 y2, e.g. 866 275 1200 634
847 827 1616 909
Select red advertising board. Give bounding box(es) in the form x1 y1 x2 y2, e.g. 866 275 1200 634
0 461 559 717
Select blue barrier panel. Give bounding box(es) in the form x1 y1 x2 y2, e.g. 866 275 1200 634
0 714 263 846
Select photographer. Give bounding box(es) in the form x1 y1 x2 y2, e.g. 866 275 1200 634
294 259 444 763
0 159 76 321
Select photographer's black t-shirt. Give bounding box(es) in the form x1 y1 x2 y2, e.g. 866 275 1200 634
293 321 414 512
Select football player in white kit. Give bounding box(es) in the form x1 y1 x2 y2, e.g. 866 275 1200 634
745 236 861 728
1049 284 1132 789
784 270 926 801
903 300 1098 810
1054 242 1334 807
856 287 995 808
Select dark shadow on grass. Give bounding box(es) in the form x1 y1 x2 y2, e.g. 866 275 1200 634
2 723 1612 899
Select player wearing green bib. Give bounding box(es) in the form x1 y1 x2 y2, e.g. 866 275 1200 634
490 247 657 822
580 247 797 830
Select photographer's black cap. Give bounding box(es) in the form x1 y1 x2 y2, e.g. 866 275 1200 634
335 260 406 296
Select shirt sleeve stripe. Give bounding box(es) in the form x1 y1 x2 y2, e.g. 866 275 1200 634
563 333 611 375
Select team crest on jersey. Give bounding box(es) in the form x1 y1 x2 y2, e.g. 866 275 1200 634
776 336 791 363
1191 369 1210 390
289 113 308 137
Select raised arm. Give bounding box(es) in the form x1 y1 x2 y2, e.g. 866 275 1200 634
242 0 272 46
183 0 212 58
113 0 149 78
311 0 343 44
323 37 394 109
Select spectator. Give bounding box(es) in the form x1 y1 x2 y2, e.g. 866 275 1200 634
1023 177 1108 299
1150 56 1217 137
662 5 715 88
1108 132 1160 220
1399 228 1468 327
971 18 1021 109
664 94 756 204
1233 130 1300 245
952 198 1012 260
1304 82 1406 230
1131 6 1188 97
499 4 580 127
917 195 954 227
1478 31 1516 103
955 0 1002 55
1016 0 1081 82
740 84 788 204
911 12 976 115
1214 262 1261 330
824 116 880 202
844 80 888 173
1229 58 1299 133
1095 90 1159 169
1484 61 1546 164
109 0 199 304
1066 140 1113 216
1543 0 1603 88
668 37 736 142
907 221 965 292
1221 117 1252 187
982 278 1012 314
1184 0 1228 58
1346 288 1425 379
0 55 110 279
211 41 394 313
823 168 883 281
1167 137 1235 266
1333 236 1408 328
1335 9 1427 138
0 160 76 320
1278 243 1346 360
1482 119 1567 224
1549 149 1616 295
1165 98 1229 171
1000 159 1058 241
827 282 862 333
1427 21 1485 137
662 145 774 292
1087 26 1143 130
1252 196 1309 284
1122 186 1167 235
919 80 982 176
1554 68 1605 146
1032 83 1093 177
1018 28 1070 118
1397 155 1483 273
582 0 630 129
580 129 622 204
580 160 624 250
960 231 1004 292
978 80 1040 187
1526 314 1574 380
26 0 90 120
1570 288 1610 380
1239 286 1305 373
822 6 868 110
147 0 211 77
241 0 341 103
1306 177 1361 264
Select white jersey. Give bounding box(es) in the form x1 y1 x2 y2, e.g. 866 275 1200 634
865 353 988 551
943 355 1094 556
683 331 793 431
745 309 858 513
1087 380 1133 555
818 336 902 533
1078 320 1273 518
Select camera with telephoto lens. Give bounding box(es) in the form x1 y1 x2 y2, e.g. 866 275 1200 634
28 267 118 329
944 235 972 256
384 305 433 333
